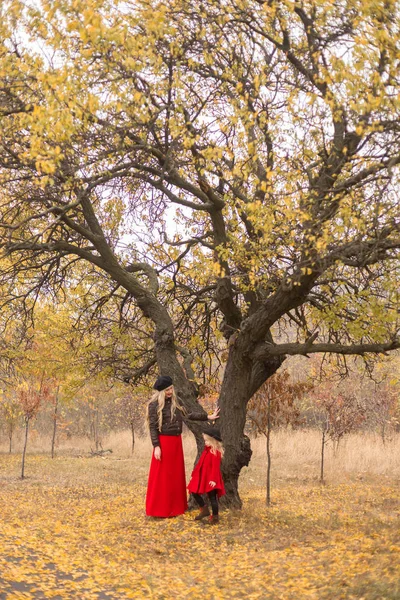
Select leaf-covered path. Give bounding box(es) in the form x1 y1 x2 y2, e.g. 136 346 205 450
0 454 399 599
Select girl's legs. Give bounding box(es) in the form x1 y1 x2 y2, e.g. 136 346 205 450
207 490 219 516
192 493 210 520
191 493 205 507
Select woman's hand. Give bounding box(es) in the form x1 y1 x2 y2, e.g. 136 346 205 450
209 481 216 488
154 446 161 460
208 407 220 420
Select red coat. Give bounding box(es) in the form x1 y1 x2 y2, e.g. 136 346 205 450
187 446 226 497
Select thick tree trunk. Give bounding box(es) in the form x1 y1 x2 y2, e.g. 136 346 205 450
219 345 283 507
218 352 253 508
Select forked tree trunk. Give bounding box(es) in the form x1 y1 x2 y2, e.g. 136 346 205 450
21 416 30 479
150 300 284 507
131 276 286 507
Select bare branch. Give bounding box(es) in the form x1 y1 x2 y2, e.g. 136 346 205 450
255 339 400 359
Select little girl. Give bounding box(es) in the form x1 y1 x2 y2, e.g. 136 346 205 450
187 427 225 524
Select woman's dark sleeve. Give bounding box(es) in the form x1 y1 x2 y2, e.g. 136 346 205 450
148 402 160 447
177 398 208 422
185 410 208 421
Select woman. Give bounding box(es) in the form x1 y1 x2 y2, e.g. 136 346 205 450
145 375 219 518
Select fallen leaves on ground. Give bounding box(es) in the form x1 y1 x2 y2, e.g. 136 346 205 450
0 454 399 599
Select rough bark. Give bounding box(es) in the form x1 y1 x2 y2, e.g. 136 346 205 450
219 340 283 507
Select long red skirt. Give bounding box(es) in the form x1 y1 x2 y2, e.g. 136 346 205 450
145 435 188 517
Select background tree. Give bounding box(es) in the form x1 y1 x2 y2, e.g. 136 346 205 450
248 370 310 504
18 374 51 478
0 391 21 453
50 384 60 458
112 392 147 456
0 0 399 505
306 380 367 482
360 366 400 443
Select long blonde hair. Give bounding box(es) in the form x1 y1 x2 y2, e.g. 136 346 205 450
146 386 183 431
203 434 224 457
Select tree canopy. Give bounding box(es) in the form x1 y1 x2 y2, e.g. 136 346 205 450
0 0 399 504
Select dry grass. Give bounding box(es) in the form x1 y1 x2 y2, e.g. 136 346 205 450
0 431 399 599
243 430 400 486
3 428 399 483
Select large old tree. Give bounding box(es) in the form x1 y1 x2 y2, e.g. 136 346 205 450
0 0 399 504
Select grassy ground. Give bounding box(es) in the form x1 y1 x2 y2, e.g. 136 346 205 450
0 432 399 599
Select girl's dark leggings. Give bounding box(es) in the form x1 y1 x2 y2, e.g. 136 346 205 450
192 490 219 515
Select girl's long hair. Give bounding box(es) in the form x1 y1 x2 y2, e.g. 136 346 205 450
146 386 183 431
203 434 224 457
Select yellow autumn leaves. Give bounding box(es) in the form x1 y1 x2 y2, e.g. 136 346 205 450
0 451 399 599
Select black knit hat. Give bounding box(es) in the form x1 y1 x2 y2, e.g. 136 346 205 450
153 375 173 391
203 426 222 442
